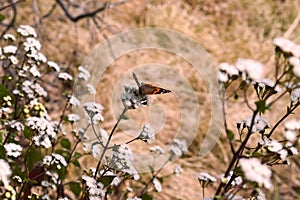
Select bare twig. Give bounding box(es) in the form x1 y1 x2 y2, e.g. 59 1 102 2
55 0 129 22
0 0 18 39
0 0 22 12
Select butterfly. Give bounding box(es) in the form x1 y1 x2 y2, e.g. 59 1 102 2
132 72 171 95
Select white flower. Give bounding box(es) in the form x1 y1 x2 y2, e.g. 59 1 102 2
3 45 17 54
82 175 105 198
219 62 239 78
279 149 288 161
169 138 188 159
87 84 96 94
174 165 183 175
283 130 297 142
23 37 41 52
235 58 264 80
266 140 283 152
3 33 16 41
241 115 269 133
78 66 91 80
27 52 47 63
43 153 67 169
17 25 37 37
0 159 11 187
47 61 60 72
273 37 295 54
198 172 216 187
253 79 282 94
4 143 23 158
284 118 300 131
69 95 80 106
28 117 57 148
121 84 149 109
29 65 41 77
240 158 273 190
83 102 104 120
137 124 155 143
22 80 47 98
292 45 300 57
222 171 243 186
7 121 24 131
153 177 162 192
58 72 73 80
293 65 300 77
218 72 228 83
67 113 80 122
149 145 165 154
110 144 140 180
8 55 19 64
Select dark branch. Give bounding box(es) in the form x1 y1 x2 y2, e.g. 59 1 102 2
0 0 22 12
55 0 129 22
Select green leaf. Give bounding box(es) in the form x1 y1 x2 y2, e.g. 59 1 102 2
99 175 116 187
73 152 82 159
227 129 235 141
148 165 154 174
0 84 11 99
69 182 81 197
24 127 33 139
0 145 5 159
60 138 71 150
141 193 153 200
27 149 43 171
0 14 5 21
72 159 80 168
255 100 267 114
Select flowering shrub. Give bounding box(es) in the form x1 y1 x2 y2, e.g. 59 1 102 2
0 25 299 199
0 25 188 199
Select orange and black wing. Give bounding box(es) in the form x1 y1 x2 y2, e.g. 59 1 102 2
139 83 171 95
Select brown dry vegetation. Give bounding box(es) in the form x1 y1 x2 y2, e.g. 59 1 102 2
1 0 300 199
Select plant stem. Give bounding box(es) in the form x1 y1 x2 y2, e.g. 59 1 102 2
94 107 127 178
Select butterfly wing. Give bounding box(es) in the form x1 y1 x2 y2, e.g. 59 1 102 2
139 83 171 95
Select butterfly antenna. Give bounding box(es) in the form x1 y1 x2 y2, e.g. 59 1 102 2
132 72 141 87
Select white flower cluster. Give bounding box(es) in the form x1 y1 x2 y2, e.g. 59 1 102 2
78 66 91 81
121 84 149 109
149 145 165 154
221 171 243 187
17 25 37 37
253 78 282 96
43 153 67 169
153 177 162 192
82 175 105 199
218 58 264 83
290 87 300 103
110 144 140 180
19 80 47 99
169 138 188 160
137 124 155 143
284 119 300 143
4 143 23 158
198 172 217 187
240 115 269 134
27 117 57 148
273 37 300 78
239 158 273 190
83 102 104 123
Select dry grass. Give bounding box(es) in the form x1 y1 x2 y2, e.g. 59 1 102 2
3 0 300 199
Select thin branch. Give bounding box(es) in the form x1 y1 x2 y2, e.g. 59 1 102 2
55 0 129 22
0 0 18 39
0 0 22 12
